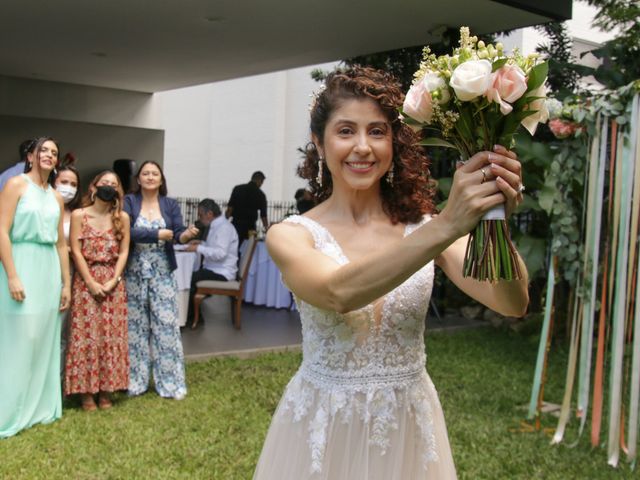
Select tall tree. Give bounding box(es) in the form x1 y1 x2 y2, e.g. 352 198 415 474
579 0 640 88
534 22 579 98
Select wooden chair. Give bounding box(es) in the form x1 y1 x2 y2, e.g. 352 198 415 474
191 235 258 330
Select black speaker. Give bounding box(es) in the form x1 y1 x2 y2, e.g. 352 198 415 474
113 159 137 194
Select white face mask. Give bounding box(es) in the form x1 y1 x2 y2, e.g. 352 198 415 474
56 184 77 204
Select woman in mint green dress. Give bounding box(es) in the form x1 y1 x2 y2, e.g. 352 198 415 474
0 137 71 438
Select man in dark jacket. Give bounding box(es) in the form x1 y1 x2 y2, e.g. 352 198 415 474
225 171 269 245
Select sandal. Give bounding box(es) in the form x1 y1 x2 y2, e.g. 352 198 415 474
98 392 112 409
81 394 97 412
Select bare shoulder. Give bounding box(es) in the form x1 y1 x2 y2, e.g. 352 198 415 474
119 211 130 223
70 208 85 220
3 175 27 195
266 221 314 259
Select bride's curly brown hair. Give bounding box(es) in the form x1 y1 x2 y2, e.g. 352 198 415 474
298 66 434 224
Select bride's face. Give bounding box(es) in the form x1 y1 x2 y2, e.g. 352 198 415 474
315 98 393 193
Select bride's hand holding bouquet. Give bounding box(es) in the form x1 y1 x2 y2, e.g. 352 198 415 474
440 145 525 237
402 27 548 282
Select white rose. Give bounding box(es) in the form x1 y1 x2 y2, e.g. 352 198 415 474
449 60 492 102
422 71 450 104
521 82 549 136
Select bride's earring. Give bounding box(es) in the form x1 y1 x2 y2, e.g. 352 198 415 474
386 162 394 186
316 156 324 187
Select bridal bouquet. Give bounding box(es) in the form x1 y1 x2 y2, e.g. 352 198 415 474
402 27 549 281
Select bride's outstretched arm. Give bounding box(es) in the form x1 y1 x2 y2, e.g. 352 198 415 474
267 149 518 314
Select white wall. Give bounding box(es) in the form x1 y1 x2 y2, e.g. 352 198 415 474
497 2 616 58
159 63 337 202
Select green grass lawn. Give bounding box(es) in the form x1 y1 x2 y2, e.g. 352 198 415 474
0 328 636 479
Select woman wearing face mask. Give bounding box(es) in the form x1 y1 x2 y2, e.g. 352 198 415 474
123 161 198 400
0 137 71 437
53 160 81 245
64 171 130 411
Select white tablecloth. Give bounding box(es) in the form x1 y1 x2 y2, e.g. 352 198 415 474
241 240 293 309
174 251 199 327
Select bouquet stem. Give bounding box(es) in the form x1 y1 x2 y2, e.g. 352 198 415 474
463 219 522 282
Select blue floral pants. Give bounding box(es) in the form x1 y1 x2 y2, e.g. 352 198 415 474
126 270 187 399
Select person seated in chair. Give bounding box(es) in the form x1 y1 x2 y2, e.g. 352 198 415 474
186 199 239 326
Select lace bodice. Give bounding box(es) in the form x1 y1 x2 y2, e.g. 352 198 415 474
281 215 438 473
285 215 434 386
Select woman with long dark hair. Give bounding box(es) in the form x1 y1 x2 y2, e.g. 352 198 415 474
253 67 529 479
0 137 71 437
64 170 130 411
123 161 198 400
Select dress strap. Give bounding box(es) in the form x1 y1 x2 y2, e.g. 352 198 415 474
282 215 348 265
282 215 325 249
20 173 51 193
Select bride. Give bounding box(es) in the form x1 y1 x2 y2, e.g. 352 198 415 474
253 66 529 479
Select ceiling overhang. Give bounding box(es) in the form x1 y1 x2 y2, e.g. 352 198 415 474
0 0 572 93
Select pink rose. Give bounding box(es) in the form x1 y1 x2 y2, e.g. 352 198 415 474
403 80 433 124
549 118 580 139
485 65 527 115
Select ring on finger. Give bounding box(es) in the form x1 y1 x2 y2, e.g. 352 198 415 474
517 183 525 194
480 168 487 184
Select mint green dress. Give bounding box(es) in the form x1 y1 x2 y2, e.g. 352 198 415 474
0 174 62 438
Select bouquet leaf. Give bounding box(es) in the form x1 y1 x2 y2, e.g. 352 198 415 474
492 58 508 72
527 62 549 91
419 137 458 149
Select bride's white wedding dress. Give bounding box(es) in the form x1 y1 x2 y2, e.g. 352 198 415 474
253 215 457 480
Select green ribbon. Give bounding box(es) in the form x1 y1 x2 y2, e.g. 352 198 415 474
528 260 555 419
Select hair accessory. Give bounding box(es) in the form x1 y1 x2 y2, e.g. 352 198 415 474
387 162 395 186
308 84 326 112
316 157 324 187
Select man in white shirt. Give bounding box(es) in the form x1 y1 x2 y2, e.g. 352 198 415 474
185 198 239 326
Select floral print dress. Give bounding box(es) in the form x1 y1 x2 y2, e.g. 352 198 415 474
65 214 129 395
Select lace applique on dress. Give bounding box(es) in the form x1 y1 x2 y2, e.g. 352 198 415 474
280 215 438 474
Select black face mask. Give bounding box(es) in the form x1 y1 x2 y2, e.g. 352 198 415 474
95 185 118 202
